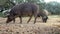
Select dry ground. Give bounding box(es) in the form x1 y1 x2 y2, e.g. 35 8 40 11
0 15 60 34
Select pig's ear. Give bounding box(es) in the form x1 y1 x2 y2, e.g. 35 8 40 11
6 14 10 17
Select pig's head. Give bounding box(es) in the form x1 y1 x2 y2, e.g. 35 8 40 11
42 16 48 23
6 14 14 23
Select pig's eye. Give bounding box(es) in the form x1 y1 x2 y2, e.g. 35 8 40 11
8 18 12 21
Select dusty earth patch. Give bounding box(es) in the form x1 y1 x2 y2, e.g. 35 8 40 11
0 16 60 34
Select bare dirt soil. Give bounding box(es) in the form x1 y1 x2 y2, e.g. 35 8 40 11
0 15 60 34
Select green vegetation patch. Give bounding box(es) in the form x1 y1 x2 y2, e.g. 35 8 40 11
0 12 4 17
